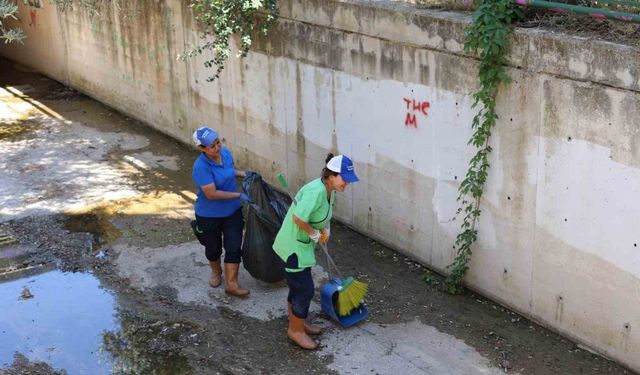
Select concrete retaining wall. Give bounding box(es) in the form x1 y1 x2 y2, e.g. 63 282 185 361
2 0 639 371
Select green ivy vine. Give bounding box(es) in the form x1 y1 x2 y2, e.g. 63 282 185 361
51 0 113 17
50 0 278 81
0 0 25 43
179 0 278 81
444 0 523 294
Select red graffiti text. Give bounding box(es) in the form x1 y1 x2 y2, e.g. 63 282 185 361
29 10 37 28
403 98 430 127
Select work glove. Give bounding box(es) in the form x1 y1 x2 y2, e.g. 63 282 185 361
309 229 321 244
319 224 330 244
239 192 250 203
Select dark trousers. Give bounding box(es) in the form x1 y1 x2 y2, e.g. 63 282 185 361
194 209 244 264
283 254 314 319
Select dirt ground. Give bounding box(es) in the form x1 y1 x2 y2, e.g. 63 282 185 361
0 58 636 375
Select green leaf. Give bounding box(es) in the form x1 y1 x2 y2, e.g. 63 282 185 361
177 0 278 81
446 0 518 292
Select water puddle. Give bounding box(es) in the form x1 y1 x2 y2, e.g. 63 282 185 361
63 213 121 252
63 196 194 249
101 311 193 375
0 269 192 374
0 269 117 373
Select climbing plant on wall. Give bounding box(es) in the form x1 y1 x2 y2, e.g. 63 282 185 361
179 0 278 81
444 0 522 294
53 0 144 22
50 0 278 81
0 0 25 43
52 0 111 16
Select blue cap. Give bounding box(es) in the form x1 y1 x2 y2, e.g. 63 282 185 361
192 127 218 147
326 155 359 183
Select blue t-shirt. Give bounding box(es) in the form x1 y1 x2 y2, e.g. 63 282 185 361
192 147 241 218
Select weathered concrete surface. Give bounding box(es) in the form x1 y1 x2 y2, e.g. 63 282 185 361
0 60 507 374
319 320 503 375
1 60 634 374
115 242 323 322
114 242 507 375
2 0 640 371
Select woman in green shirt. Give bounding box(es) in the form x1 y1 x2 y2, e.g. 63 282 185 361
273 153 359 350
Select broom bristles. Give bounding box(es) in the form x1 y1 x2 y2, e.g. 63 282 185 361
337 279 368 316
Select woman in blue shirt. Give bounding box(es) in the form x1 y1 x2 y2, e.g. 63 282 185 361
191 127 250 297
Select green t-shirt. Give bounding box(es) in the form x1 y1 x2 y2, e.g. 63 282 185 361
273 178 335 272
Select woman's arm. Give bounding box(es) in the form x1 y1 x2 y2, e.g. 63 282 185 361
235 169 247 178
292 215 327 243
292 214 317 237
201 183 242 200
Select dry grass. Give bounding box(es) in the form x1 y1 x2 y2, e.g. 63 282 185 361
518 9 640 47
401 0 640 47
412 0 477 11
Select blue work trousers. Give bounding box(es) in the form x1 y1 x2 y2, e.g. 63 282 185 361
194 209 244 264
283 254 314 319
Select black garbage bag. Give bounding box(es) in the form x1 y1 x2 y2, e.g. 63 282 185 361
241 172 291 283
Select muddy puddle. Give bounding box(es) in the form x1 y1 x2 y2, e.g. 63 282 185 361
63 213 121 253
0 269 117 373
0 269 192 374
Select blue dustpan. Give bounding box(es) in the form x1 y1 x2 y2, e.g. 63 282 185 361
320 278 369 327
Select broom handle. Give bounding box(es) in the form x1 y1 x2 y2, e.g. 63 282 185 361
319 242 344 281
277 173 344 279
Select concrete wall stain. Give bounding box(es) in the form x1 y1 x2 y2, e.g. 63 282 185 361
3 1 640 371
294 63 307 188
532 228 640 364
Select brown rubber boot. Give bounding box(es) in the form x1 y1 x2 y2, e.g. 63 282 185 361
224 263 249 297
288 303 321 335
209 260 222 288
287 311 318 350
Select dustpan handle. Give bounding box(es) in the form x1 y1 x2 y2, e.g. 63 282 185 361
319 242 344 281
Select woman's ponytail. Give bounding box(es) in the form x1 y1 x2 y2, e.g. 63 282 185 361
325 153 334 164
322 153 339 179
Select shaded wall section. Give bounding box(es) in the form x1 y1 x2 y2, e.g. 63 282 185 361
1 0 639 371
1 0 67 82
